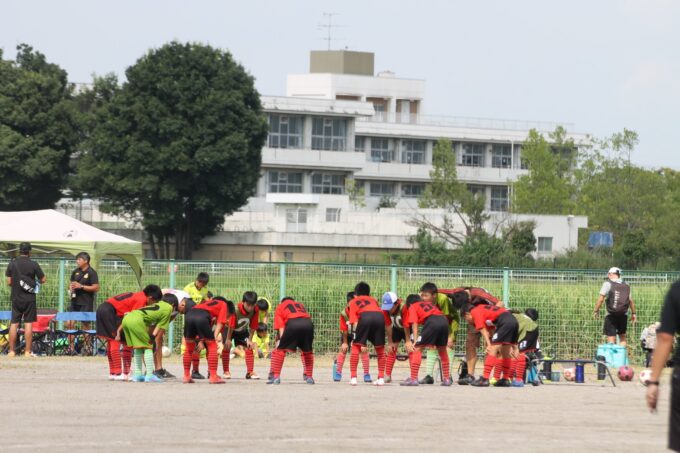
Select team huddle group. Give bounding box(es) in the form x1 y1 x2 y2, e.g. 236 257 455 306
97 273 540 387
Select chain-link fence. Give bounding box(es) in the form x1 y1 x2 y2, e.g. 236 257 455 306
0 258 674 364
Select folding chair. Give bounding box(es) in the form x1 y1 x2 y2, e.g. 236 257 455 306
51 312 98 356
0 311 11 354
11 309 58 356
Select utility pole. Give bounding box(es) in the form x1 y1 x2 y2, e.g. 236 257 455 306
319 12 339 50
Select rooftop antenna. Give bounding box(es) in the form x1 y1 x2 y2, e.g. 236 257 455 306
318 12 344 50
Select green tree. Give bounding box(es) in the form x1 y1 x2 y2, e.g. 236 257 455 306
0 44 80 209
512 127 576 214
75 42 268 258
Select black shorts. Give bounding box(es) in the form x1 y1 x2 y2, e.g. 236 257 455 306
95 302 121 340
671 366 680 452
183 309 215 340
11 299 37 324
415 315 449 347
232 329 249 347
68 300 94 313
353 312 385 347
519 328 539 352
604 313 628 336
391 327 406 343
491 312 519 345
277 317 314 353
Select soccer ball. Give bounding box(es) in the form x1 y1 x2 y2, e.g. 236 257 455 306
563 367 576 381
639 369 652 386
618 365 634 381
162 346 171 358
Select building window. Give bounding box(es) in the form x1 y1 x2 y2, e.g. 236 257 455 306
268 114 303 149
268 171 302 193
369 182 395 197
461 143 485 167
537 237 553 253
283 251 294 261
311 173 345 194
490 186 508 212
401 139 426 164
285 208 307 233
467 184 486 199
312 117 347 151
355 136 365 152
370 138 393 162
492 144 512 168
401 183 425 198
326 208 341 222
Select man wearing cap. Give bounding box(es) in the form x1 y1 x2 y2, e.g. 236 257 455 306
5 242 46 357
593 267 636 346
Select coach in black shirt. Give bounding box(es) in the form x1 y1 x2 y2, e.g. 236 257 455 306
647 280 680 451
4 242 46 357
66 251 100 354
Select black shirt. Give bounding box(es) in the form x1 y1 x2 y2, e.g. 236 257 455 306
5 256 45 303
660 280 680 362
70 265 99 306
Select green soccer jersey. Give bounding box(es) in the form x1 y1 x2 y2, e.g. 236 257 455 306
121 301 174 348
513 313 538 342
435 293 460 338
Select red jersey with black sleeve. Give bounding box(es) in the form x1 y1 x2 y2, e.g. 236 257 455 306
194 299 228 325
106 291 148 317
404 300 443 327
339 307 351 332
470 304 508 331
348 295 381 324
441 287 501 306
274 299 311 330
229 302 260 332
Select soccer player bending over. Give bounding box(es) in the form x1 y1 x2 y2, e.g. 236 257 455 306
267 297 315 385
182 296 230 384
400 294 453 386
223 291 261 379
121 293 187 382
382 292 411 384
335 291 371 382
348 282 386 386
418 283 459 384
510 308 539 387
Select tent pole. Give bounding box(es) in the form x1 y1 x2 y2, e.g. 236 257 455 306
58 258 66 329
168 260 176 350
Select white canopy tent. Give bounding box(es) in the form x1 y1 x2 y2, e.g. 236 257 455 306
0 209 143 283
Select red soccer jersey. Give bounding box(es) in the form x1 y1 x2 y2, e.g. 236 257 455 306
405 300 443 327
383 300 409 329
194 299 228 325
440 287 501 306
339 307 351 332
348 295 381 324
229 302 260 330
470 304 508 331
106 291 149 317
273 299 311 330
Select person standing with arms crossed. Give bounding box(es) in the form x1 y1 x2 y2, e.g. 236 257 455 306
593 267 637 346
646 280 680 452
66 252 100 355
5 242 46 357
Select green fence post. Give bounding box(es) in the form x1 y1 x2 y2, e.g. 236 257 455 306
502 267 510 307
168 260 175 349
390 265 397 294
58 258 66 329
279 263 286 302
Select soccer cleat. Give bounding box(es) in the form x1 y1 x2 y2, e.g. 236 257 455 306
305 376 315 385
470 377 490 387
458 375 475 385
191 371 205 380
222 371 231 380
246 372 260 380
373 378 385 386
145 374 163 383
441 377 454 386
400 378 419 386
183 375 195 384
489 377 498 386
132 375 145 382
511 379 525 388
268 372 274 380
532 379 540 387
350 377 358 386
419 375 435 385
384 375 392 383
266 377 281 385
209 376 226 385
333 370 342 382
159 368 175 379
363 373 372 383
108 374 117 381
494 379 511 387
113 374 128 382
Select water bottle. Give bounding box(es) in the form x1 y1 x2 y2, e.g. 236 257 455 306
34 282 41 294
575 363 585 383
332 359 337 379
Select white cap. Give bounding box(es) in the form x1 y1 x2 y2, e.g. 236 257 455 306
608 267 621 275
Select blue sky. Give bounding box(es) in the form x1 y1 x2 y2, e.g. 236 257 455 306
2 0 679 168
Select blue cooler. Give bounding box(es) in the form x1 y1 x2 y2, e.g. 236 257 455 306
596 344 629 368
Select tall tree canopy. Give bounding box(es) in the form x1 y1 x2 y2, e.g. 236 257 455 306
76 42 268 258
0 44 80 210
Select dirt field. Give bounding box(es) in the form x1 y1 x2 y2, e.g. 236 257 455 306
0 356 669 452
